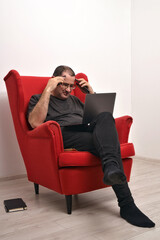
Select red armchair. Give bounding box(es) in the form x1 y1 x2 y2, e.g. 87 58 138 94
4 70 135 214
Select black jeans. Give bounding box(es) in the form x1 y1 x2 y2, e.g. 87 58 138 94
61 112 134 207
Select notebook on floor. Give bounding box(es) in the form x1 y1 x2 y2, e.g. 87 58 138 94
4 198 27 213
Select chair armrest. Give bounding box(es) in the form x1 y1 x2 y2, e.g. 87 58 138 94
25 121 64 193
27 120 64 153
115 115 133 144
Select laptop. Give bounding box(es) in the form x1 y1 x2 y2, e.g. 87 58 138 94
82 93 116 124
63 93 116 128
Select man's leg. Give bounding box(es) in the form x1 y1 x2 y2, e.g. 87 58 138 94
61 119 126 185
112 183 155 228
89 112 155 228
89 112 126 185
61 117 155 228
61 125 99 155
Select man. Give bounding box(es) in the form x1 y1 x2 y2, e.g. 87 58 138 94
28 65 155 228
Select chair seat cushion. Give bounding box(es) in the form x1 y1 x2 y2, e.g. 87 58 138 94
58 143 135 168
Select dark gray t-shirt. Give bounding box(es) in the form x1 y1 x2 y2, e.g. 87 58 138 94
27 94 84 127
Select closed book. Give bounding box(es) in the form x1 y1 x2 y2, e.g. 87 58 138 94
4 198 27 212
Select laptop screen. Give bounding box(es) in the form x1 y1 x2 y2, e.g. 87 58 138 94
83 93 116 124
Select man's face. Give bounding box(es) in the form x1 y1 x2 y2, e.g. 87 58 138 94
54 71 75 100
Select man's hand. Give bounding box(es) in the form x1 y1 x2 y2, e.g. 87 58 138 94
76 78 94 94
28 76 64 128
45 76 64 94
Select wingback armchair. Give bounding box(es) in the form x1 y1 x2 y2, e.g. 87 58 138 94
4 70 135 214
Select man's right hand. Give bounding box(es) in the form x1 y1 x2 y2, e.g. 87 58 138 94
45 76 64 93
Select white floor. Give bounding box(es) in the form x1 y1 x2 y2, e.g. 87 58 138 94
0 157 160 240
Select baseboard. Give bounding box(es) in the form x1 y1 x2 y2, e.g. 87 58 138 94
134 155 160 164
1 155 160 182
0 174 27 182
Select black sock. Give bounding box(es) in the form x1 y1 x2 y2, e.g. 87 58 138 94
120 202 155 228
112 183 155 228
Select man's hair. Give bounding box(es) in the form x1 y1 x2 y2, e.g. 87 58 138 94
52 65 75 77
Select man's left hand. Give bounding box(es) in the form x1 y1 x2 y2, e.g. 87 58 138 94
76 78 94 94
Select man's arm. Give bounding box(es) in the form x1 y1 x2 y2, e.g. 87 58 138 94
28 76 64 129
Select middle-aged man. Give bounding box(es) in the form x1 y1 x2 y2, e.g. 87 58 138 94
27 65 155 228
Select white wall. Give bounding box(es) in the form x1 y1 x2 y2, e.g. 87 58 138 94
131 0 160 160
0 0 131 177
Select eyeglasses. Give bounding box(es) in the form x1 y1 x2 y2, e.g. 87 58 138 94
60 83 76 90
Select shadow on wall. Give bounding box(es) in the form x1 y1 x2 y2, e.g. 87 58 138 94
0 93 26 178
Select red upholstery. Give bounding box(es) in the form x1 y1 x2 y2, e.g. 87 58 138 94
59 158 133 195
4 70 135 198
59 143 134 168
73 73 88 103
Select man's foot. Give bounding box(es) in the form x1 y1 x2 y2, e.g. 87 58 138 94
120 202 155 228
103 164 126 185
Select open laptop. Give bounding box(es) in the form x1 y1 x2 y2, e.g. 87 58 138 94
63 93 116 128
82 93 116 124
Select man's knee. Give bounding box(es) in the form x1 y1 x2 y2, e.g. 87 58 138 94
97 112 115 122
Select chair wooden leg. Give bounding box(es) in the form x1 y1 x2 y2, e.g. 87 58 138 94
34 183 39 194
65 195 72 214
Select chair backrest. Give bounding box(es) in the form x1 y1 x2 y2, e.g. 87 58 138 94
74 73 88 103
4 70 88 134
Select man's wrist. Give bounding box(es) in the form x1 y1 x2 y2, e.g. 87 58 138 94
44 87 53 95
89 89 95 94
